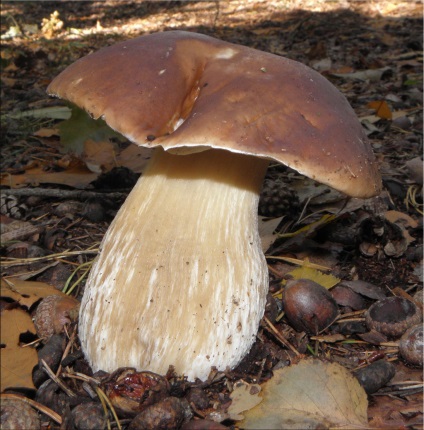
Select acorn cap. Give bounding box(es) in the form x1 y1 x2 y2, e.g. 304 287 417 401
365 296 422 338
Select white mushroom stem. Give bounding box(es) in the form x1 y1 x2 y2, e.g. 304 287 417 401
79 148 270 381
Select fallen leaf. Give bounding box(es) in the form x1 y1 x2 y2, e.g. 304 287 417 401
82 140 153 174
115 144 153 173
239 359 368 429
385 210 419 228
0 309 38 391
287 265 340 289
228 380 262 421
82 139 118 173
367 100 393 120
1 278 69 309
58 105 125 153
0 160 97 189
33 127 60 138
278 214 338 239
331 66 392 82
338 280 386 301
258 216 284 252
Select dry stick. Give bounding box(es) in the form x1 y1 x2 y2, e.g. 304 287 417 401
56 327 77 377
1 187 129 200
262 316 300 356
1 187 112 200
41 358 76 398
0 393 62 425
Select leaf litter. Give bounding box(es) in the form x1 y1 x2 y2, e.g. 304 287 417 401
0 0 422 428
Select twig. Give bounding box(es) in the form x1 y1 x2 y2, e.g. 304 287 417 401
0 393 62 425
56 327 78 376
262 316 300 356
41 358 76 398
1 187 129 200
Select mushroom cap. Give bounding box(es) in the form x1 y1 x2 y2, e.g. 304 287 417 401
47 30 381 198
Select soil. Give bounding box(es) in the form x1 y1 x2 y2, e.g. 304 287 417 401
1 1 423 429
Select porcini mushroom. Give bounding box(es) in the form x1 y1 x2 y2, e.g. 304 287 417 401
47 31 381 381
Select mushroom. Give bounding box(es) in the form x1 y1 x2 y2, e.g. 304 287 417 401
47 31 381 381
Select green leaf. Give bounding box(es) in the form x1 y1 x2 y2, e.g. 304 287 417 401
58 105 125 153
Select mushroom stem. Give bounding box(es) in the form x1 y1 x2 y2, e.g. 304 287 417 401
79 148 270 381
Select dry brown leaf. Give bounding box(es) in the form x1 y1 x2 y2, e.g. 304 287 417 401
239 359 368 429
82 139 117 173
115 144 153 173
1 278 69 309
82 140 153 174
0 309 38 391
33 127 60 137
367 100 393 120
0 162 97 189
385 210 419 228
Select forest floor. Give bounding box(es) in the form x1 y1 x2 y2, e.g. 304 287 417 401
1 1 423 429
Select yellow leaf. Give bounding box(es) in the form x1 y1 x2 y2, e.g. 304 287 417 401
278 214 337 239
287 265 340 289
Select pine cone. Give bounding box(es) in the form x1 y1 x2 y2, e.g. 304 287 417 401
259 179 300 217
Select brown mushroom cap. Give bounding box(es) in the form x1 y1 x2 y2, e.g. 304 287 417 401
48 31 381 198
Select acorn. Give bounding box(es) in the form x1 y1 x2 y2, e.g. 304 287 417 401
365 296 422 339
33 295 80 341
399 324 423 366
282 279 339 334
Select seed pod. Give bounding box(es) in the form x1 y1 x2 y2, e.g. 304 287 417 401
282 279 339 334
33 295 80 341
